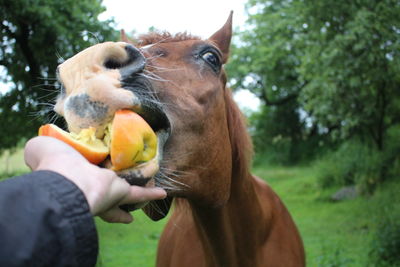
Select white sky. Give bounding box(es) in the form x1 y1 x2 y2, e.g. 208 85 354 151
99 0 248 38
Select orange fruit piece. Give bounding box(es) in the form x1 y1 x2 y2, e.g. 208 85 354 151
38 110 157 170
38 124 109 164
109 110 157 171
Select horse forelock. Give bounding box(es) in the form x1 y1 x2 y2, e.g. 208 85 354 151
138 31 201 46
224 89 253 179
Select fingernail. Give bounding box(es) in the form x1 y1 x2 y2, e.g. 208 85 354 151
157 188 167 198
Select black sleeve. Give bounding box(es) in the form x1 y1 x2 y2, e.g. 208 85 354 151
0 170 98 267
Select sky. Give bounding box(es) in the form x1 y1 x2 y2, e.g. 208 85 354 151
99 0 261 111
99 0 248 38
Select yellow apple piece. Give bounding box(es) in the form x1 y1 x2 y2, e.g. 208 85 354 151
38 124 109 164
110 109 157 171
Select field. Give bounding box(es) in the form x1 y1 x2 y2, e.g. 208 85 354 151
2 150 398 266
0 149 29 176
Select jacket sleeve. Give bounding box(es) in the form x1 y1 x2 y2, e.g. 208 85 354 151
0 170 98 267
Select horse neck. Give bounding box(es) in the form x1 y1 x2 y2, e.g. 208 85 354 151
188 171 270 267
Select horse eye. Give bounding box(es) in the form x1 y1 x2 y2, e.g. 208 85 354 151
201 51 221 70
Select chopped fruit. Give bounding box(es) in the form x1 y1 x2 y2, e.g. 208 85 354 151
110 110 157 171
38 110 157 170
38 124 109 164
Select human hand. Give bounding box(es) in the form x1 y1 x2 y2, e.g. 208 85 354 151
24 136 166 223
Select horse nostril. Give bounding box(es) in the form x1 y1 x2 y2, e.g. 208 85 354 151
125 45 144 65
104 44 146 76
121 45 146 77
104 58 123 69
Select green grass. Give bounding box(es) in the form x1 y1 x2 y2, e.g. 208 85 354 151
0 149 29 177
253 165 372 266
96 214 168 266
2 150 399 266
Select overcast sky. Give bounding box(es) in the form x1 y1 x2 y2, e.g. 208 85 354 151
99 0 248 37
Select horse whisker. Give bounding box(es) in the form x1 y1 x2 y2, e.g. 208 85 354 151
147 201 168 218
146 65 182 72
157 171 190 189
56 50 65 63
140 72 170 82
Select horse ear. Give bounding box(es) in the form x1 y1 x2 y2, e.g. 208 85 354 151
120 29 139 45
120 29 129 42
208 11 233 64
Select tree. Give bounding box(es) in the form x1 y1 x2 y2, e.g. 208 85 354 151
299 0 400 151
227 0 317 163
0 0 118 152
228 0 400 154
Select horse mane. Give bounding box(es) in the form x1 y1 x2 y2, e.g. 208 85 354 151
138 31 200 46
224 89 253 179
174 90 253 212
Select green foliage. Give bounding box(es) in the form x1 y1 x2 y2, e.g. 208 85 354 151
250 105 328 165
228 0 400 164
314 127 400 193
314 140 383 191
370 214 400 266
368 179 400 267
228 0 311 164
299 0 400 151
0 0 119 152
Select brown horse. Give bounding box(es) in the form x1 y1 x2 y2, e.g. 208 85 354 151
54 13 305 267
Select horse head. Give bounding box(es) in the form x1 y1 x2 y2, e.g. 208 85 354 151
54 12 251 216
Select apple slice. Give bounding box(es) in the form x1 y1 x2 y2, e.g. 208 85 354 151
38 110 157 170
109 109 158 171
38 124 109 164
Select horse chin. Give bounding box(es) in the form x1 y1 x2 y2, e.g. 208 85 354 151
101 129 170 212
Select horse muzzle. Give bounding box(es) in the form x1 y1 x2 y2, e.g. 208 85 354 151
55 42 171 204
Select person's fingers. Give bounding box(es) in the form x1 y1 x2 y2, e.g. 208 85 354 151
24 137 53 170
99 207 134 224
87 173 127 215
24 136 86 170
119 186 167 205
24 137 167 223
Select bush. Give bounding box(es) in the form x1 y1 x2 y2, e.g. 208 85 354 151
370 217 400 266
249 104 330 166
368 181 400 266
314 140 385 193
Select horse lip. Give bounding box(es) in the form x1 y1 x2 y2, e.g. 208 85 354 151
113 132 168 212
100 72 171 186
121 74 171 134
119 176 151 186
110 72 171 187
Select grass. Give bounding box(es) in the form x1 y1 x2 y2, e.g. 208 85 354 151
96 215 167 266
0 149 29 178
2 149 399 266
253 165 372 266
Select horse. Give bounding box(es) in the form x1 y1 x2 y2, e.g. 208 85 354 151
54 12 305 267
